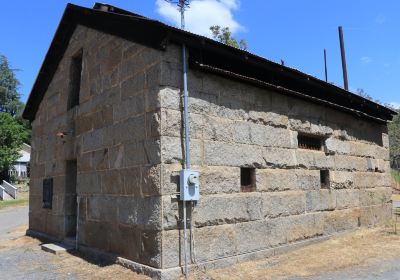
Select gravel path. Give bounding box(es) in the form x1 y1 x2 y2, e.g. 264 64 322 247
0 206 28 240
0 206 147 280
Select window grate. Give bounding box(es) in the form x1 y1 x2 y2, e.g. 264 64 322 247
43 178 53 209
298 134 323 151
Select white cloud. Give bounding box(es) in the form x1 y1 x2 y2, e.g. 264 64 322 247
361 56 372 64
389 102 400 109
155 0 243 36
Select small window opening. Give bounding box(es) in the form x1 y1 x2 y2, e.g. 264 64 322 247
68 49 83 110
374 167 379 173
298 134 324 151
241 168 256 192
43 178 54 209
320 170 330 189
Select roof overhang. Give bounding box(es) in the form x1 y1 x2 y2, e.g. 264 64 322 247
23 3 397 123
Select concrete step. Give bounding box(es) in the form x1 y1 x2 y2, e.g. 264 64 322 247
41 243 75 255
0 185 13 200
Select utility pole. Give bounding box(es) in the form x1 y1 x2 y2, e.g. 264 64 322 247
324 48 328 82
338 26 349 90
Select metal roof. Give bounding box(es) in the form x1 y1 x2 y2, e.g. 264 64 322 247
22 3 397 123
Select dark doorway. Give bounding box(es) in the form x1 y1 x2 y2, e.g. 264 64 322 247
65 159 78 237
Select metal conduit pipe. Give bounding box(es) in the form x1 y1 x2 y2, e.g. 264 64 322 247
180 2 191 279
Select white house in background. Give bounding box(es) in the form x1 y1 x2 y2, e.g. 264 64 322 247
9 143 31 178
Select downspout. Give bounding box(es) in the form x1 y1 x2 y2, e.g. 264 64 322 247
76 195 80 250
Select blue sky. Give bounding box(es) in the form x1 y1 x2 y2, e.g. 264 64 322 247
0 0 399 107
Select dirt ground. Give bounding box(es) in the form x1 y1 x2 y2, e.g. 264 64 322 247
2 225 400 280
2 211 400 279
0 225 149 280
201 225 400 280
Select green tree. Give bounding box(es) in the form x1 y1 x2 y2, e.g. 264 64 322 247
0 54 31 143
0 113 28 176
0 54 24 116
389 109 400 159
210 25 248 51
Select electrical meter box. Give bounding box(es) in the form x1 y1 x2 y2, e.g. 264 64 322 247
180 169 200 201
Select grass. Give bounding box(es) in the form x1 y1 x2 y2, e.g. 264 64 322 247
0 192 29 210
392 170 400 184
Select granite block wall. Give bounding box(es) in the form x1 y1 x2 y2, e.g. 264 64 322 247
158 44 392 269
29 25 392 273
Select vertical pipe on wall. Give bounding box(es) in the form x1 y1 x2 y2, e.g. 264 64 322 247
180 2 190 278
338 26 349 90
76 195 80 250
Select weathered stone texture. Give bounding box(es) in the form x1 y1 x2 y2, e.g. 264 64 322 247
29 25 164 268
157 44 392 271
30 29 392 276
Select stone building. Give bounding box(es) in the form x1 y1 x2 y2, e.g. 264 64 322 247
23 3 397 279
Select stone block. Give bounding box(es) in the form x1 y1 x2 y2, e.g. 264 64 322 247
158 87 180 110
334 155 368 171
101 169 124 195
109 224 141 263
121 73 146 100
306 190 336 212
161 136 202 165
160 61 181 88
295 169 321 190
92 148 109 171
352 172 391 188
284 213 324 243
262 191 306 218
235 219 287 253
248 110 288 128
113 94 145 122
296 149 334 170
248 123 294 148
382 133 389 148
335 189 360 209
359 203 391 227
359 187 392 207
330 171 354 189
162 193 263 229
118 196 162 230
146 111 161 138
188 92 216 115
204 141 262 167
141 165 162 196
262 147 297 168
256 169 320 192
78 172 101 194
121 167 141 196
323 208 360 234
203 115 234 142
160 109 203 139
108 144 124 169
87 195 118 222
162 224 237 268
82 129 104 152
140 230 162 268
325 138 350 155
200 166 240 194
160 164 181 195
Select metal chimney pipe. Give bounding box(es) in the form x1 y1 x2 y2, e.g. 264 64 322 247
324 49 328 82
338 26 349 90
